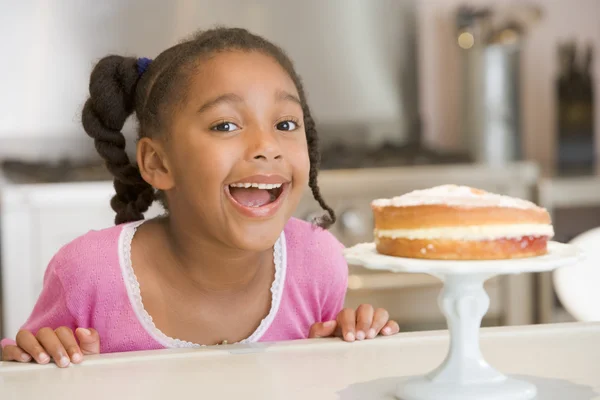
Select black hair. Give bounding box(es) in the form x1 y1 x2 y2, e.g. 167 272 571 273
81 27 335 228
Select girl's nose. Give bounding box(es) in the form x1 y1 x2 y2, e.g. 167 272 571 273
248 128 283 162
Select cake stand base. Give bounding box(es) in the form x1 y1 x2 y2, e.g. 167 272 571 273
392 272 537 400
396 375 536 400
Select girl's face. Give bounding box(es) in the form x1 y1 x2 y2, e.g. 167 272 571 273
154 50 310 251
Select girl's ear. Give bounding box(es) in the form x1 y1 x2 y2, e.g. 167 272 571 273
137 138 175 191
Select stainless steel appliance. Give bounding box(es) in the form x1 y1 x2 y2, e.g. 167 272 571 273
455 4 542 165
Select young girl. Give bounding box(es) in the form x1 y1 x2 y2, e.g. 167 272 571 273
1 27 398 367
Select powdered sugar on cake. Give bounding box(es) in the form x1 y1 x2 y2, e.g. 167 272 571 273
371 185 542 210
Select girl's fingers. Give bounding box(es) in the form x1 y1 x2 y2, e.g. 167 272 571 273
1 345 32 362
308 321 337 338
75 328 101 355
355 304 374 341
55 327 83 364
35 328 70 368
381 320 400 336
368 308 390 339
16 330 50 364
337 308 357 342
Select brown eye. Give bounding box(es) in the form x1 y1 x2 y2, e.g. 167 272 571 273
276 120 297 131
211 122 240 132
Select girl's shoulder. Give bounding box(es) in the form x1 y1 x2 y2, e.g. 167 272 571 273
283 217 347 276
279 218 348 323
48 222 130 284
284 217 345 251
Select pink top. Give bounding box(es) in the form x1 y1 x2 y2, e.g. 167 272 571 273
1 218 348 353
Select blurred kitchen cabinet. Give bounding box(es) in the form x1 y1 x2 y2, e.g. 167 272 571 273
0 181 163 338
1 162 541 338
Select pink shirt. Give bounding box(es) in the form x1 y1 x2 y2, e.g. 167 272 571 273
2 218 348 353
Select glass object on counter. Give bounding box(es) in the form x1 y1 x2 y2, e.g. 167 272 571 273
556 42 595 176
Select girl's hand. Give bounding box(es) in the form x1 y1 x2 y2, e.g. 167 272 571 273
2 327 100 367
309 304 400 342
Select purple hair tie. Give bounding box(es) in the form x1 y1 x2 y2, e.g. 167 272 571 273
136 57 153 76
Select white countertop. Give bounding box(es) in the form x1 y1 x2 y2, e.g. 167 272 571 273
0 322 598 399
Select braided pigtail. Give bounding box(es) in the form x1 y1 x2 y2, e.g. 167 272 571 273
81 55 155 224
302 103 336 229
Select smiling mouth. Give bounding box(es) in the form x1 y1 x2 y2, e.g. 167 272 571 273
227 182 287 208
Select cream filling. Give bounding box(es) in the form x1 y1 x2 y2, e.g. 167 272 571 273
375 224 554 241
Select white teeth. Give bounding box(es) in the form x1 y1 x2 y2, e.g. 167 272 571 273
229 183 283 189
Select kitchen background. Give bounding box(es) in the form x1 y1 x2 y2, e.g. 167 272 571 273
0 0 599 339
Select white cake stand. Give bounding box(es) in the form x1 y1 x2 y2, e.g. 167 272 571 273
343 241 584 400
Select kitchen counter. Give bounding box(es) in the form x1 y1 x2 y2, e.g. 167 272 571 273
0 322 598 399
2 162 542 338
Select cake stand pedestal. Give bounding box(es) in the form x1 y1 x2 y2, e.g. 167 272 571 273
343 242 583 400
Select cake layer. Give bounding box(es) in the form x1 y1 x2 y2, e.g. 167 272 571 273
375 236 549 260
374 224 554 241
372 205 551 230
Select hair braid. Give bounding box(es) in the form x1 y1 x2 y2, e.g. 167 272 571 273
303 105 336 228
81 55 154 224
